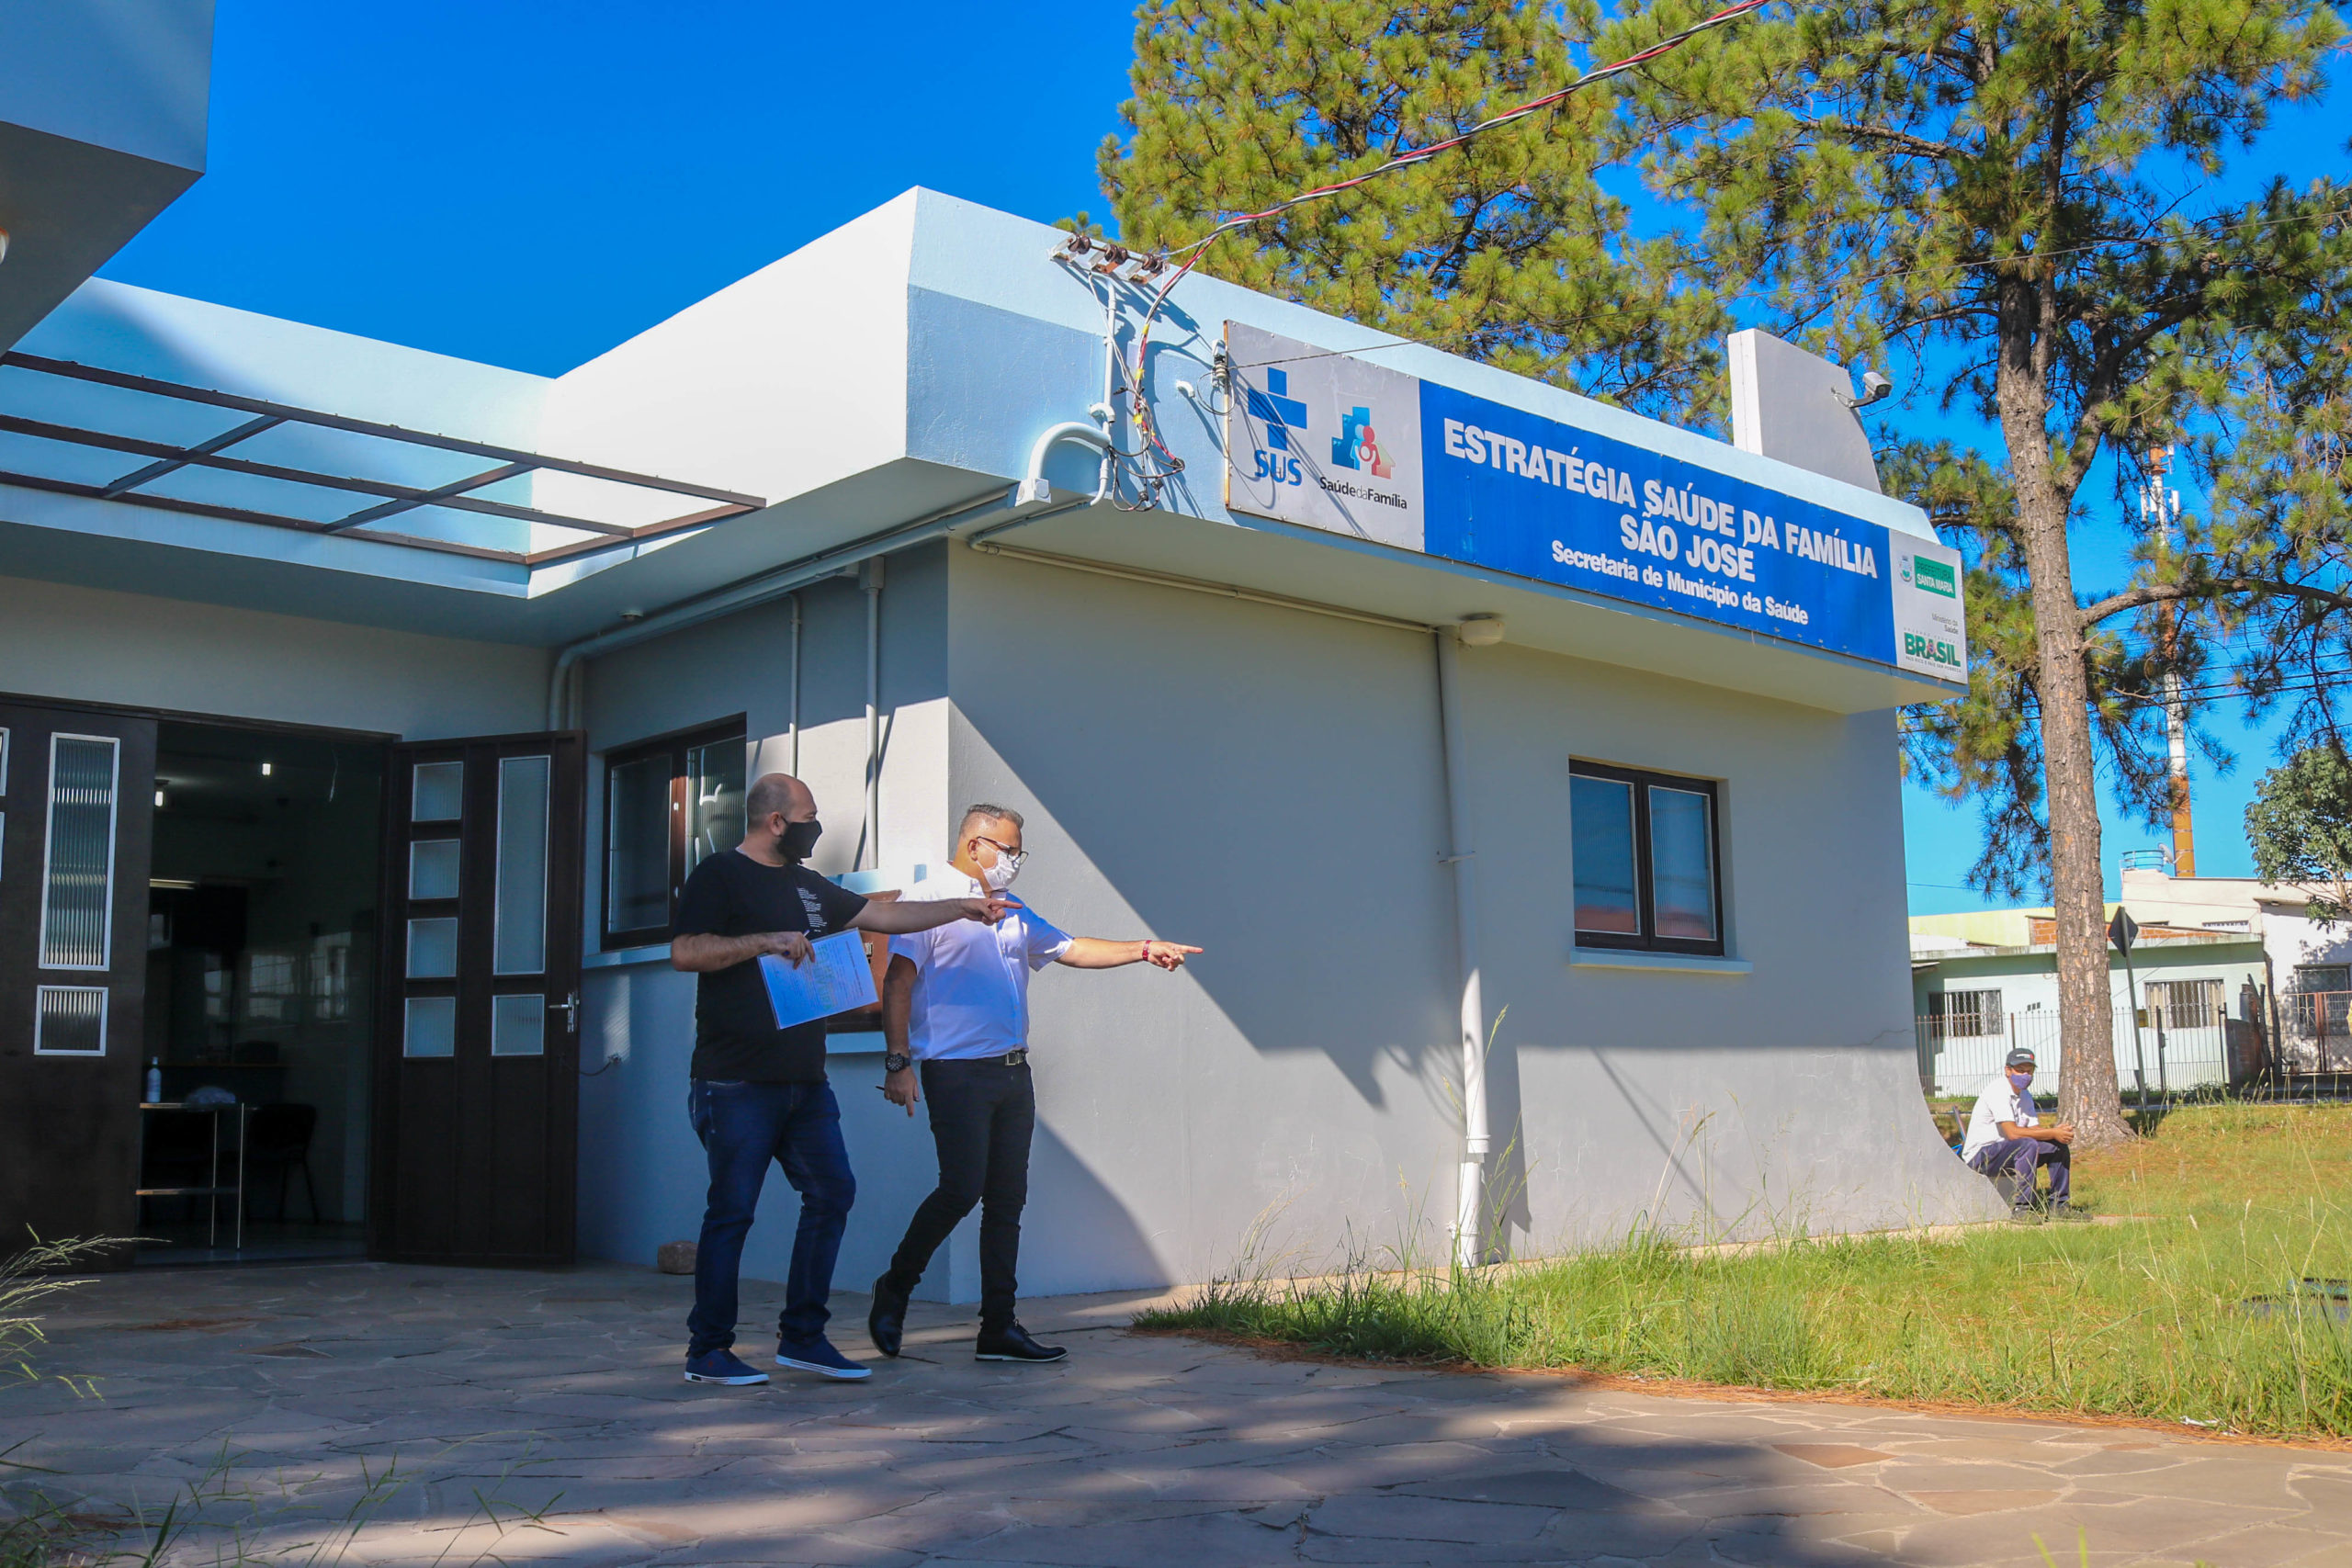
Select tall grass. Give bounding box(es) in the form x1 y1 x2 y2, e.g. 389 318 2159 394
1140 1102 2352 1438
2 1238 114 1568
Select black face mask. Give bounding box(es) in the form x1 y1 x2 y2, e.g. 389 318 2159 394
778 818 822 862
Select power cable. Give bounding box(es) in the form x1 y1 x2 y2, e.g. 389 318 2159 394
1102 0 1777 487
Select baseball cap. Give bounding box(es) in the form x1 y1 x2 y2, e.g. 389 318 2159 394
2004 1047 2037 1069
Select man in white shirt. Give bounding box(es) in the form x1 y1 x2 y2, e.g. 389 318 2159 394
1960 1046 2077 1222
866 804 1200 1363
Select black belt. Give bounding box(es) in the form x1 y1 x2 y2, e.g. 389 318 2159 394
937 1048 1025 1066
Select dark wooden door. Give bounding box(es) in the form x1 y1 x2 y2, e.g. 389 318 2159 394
0 704 156 1260
371 732 584 1265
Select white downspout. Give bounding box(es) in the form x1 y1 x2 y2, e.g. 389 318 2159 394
787 592 802 776
1436 627 1489 1269
862 556 884 871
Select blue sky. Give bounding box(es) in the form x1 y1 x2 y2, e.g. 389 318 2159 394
101 2 2335 915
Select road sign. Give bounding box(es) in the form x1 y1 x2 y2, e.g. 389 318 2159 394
2108 908 2141 953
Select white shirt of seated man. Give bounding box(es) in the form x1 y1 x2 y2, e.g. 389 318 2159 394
1961 1072 2038 1162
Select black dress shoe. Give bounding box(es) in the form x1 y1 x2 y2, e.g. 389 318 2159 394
868 1274 910 1359
975 1321 1066 1363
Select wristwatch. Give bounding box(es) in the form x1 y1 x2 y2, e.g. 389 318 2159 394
883 1052 911 1074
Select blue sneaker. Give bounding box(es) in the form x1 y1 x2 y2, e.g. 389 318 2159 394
775 1336 872 1380
683 1348 770 1385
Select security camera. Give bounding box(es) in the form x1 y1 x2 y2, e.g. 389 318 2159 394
1840 370 1894 410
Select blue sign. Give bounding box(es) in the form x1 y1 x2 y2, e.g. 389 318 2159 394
1224 322 1967 682
1421 381 1898 666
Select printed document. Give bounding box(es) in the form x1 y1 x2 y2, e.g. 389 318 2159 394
758 931 877 1030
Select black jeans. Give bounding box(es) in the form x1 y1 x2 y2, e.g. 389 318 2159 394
884 1057 1034 1332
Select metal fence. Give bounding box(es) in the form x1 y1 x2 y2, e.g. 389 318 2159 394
1917 1007 2243 1099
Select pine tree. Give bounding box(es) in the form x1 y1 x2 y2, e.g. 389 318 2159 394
1606 0 2346 1143
1101 0 2350 1145
1096 0 1729 419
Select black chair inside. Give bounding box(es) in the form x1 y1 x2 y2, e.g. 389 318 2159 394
244 1102 321 1224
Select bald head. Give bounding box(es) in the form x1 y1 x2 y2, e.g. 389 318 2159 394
746 773 811 828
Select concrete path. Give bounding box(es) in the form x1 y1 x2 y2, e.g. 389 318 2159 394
3 1260 2347 1567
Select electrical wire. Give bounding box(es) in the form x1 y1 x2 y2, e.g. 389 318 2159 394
1156 0 1775 271
1110 0 1777 501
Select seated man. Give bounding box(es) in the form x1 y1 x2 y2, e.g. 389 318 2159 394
1960 1046 2077 1222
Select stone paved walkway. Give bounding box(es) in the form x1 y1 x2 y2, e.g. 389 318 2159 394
3 1260 2347 1567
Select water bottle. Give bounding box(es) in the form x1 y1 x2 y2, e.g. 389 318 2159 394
145 1058 163 1102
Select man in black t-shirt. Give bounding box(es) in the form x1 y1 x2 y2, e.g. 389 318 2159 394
672 772 1002 1387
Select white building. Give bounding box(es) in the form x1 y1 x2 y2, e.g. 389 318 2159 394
0 20 2003 1290
1911 863 2352 1094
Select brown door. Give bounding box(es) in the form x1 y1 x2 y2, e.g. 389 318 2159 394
371 732 583 1265
0 704 157 1259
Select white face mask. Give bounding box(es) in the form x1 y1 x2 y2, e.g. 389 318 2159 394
981 854 1020 892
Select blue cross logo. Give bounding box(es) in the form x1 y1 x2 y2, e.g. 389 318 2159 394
1246 367 1308 451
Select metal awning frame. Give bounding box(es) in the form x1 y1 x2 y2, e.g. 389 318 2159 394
0 352 767 566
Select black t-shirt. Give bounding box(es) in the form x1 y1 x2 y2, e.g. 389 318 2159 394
674 850 868 1083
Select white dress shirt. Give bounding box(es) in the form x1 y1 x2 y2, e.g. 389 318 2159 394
888 868 1074 1061
1960 1072 2039 1162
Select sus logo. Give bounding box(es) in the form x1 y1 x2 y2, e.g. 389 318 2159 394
1246 367 1307 450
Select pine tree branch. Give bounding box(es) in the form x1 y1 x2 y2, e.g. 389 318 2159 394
1792 118 1965 164
2077 576 2352 628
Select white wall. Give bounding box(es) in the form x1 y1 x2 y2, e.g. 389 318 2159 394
942 544 1993 1298
568 536 1999 1311
572 545 961 1299
0 573 548 737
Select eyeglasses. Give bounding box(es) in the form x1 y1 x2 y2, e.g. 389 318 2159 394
972 835 1028 871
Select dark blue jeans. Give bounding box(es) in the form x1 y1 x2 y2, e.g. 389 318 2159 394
686 1078 854 1357
1970 1136 2071 1209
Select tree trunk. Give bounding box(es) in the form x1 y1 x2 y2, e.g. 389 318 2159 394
1994 282 2135 1148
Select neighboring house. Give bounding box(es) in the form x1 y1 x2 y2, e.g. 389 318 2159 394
2 31 2006 1290
1909 927 2267 1097
1910 865 2352 1094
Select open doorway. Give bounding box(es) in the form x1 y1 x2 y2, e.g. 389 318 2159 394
139 722 386 1265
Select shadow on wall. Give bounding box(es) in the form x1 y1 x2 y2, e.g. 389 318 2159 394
574 966 1165 1306
944 570 1987 1258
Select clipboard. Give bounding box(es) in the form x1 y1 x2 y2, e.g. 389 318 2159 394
758 931 880 1031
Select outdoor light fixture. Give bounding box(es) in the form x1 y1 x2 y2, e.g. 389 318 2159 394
1457 613 1507 647
260 761 273 776
154 782 167 807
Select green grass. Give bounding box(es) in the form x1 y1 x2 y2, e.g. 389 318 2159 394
1137 1101 2352 1439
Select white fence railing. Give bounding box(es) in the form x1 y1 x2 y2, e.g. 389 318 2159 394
1917 1008 2250 1099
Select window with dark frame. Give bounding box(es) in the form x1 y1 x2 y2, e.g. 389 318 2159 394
1928 988 2005 1038
1569 761 1724 956
601 720 746 950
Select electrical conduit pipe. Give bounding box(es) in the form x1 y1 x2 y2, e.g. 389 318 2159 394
544 487 1014 729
